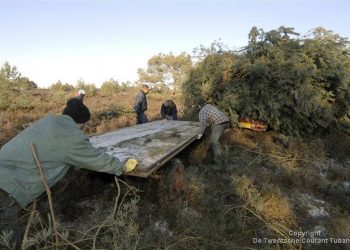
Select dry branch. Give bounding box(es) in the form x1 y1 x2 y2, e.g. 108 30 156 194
30 143 59 248
21 201 37 250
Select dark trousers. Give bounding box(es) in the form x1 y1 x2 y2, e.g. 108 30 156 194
0 189 21 249
136 111 148 125
165 115 175 120
210 122 230 163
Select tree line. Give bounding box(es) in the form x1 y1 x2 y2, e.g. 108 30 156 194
1 26 349 137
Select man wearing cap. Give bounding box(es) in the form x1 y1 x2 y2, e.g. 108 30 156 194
76 89 86 102
0 99 136 247
160 99 178 120
196 97 230 164
133 84 150 125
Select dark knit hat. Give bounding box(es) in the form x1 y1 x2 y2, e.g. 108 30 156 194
63 98 91 123
196 97 207 107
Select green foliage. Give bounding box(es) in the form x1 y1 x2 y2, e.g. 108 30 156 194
0 62 38 110
51 90 70 104
100 78 120 95
182 52 238 120
137 52 192 91
75 79 97 96
183 27 350 137
93 105 133 121
49 80 74 91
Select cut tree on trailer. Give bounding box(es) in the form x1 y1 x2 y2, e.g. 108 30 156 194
90 120 201 195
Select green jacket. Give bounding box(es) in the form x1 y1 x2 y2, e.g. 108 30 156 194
0 114 123 208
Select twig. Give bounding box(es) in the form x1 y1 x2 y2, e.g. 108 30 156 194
163 236 204 250
235 145 318 164
21 201 37 250
112 177 121 217
56 231 81 250
92 176 122 250
30 143 59 249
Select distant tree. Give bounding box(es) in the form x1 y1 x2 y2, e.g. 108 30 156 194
50 80 74 91
75 79 97 96
0 61 37 90
17 77 37 90
0 61 21 81
248 26 259 45
101 78 120 95
120 81 132 91
137 52 192 92
0 61 37 110
192 39 229 62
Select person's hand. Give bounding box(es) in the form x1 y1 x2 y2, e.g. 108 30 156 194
197 133 203 140
123 159 138 173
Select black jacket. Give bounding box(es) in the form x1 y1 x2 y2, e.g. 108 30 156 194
160 100 177 120
133 91 147 114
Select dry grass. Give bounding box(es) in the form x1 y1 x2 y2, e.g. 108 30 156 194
2 88 350 250
330 216 350 244
233 175 296 226
0 88 184 147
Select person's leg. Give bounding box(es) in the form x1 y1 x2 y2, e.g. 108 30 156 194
0 189 21 249
210 123 229 164
136 113 141 125
140 112 148 124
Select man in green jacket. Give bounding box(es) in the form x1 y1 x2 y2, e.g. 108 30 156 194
0 99 135 248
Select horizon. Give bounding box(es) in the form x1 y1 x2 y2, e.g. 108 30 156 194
1 0 349 88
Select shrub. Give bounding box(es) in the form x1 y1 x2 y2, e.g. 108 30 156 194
182 27 350 137
75 79 97 96
100 79 120 95
49 81 74 91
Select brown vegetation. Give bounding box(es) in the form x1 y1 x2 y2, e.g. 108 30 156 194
1 89 350 250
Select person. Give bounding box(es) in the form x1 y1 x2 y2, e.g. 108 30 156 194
160 99 178 120
196 97 230 164
76 89 86 102
133 84 150 125
0 99 136 247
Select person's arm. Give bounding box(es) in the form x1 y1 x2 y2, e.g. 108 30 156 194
133 94 142 114
64 135 124 176
198 109 208 134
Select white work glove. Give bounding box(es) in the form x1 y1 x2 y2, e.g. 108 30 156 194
197 133 203 140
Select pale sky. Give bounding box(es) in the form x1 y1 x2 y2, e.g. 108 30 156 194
0 0 349 88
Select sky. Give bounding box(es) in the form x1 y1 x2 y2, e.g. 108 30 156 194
0 0 349 88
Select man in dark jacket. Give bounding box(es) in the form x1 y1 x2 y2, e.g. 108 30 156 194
133 84 150 125
160 99 178 120
0 99 136 248
76 89 86 102
196 97 230 164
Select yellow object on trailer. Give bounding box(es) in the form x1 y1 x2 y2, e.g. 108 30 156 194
239 118 268 132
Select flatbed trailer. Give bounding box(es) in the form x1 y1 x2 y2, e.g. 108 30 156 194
90 120 201 178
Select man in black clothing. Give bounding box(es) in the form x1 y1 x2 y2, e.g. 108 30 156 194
76 89 86 102
133 84 150 125
160 99 178 120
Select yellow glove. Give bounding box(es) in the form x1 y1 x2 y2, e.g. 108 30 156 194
123 159 138 173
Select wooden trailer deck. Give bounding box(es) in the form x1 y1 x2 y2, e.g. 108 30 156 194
90 120 201 177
